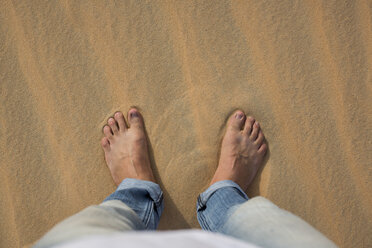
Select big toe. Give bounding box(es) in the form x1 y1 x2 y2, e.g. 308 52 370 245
128 108 144 129
228 110 246 131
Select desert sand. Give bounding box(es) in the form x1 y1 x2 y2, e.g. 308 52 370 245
0 1 371 247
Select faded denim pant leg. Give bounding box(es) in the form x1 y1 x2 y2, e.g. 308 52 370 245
34 178 337 248
104 178 164 230
34 179 164 248
197 180 338 248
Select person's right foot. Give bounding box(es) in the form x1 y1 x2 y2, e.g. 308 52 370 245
210 110 267 191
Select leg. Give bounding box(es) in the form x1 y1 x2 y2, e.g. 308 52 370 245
34 200 144 248
34 108 163 248
101 108 163 229
197 110 266 231
197 110 337 248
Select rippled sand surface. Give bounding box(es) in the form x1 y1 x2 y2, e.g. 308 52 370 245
1 1 371 247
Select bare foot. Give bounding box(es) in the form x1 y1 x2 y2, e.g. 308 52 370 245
210 110 267 191
101 108 155 186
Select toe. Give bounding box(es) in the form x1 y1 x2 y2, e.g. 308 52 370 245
250 121 260 140
114 111 127 132
101 137 110 151
108 118 119 134
255 131 265 146
258 143 267 155
243 116 255 135
228 110 246 131
128 108 144 129
103 125 113 138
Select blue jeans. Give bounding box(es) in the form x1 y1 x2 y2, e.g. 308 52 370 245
104 179 337 248
104 178 164 230
196 180 249 231
104 179 244 231
35 178 337 248
104 178 248 232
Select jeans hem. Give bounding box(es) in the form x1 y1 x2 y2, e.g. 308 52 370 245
197 180 248 211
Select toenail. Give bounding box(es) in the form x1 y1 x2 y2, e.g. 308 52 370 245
130 111 138 118
255 122 259 127
235 113 244 120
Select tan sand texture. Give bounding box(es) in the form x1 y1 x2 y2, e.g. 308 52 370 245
0 0 371 247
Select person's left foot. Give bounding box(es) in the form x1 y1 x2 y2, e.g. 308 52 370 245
101 108 155 186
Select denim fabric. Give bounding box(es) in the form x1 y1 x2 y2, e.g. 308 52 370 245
197 180 249 232
104 178 164 230
220 197 338 248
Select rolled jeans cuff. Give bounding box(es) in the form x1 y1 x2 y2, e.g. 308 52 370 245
197 180 248 210
197 180 249 231
116 178 163 206
104 178 163 230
